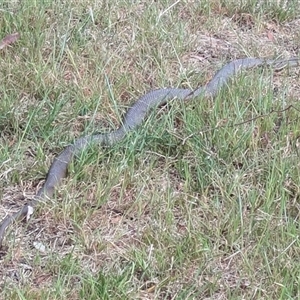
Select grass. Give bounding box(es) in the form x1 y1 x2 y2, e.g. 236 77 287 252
1 0 300 299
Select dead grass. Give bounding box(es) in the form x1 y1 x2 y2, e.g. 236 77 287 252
1 0 300 299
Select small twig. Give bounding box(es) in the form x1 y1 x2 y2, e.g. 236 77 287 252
182 105 300 145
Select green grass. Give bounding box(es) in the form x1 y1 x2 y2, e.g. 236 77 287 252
1 0 300 299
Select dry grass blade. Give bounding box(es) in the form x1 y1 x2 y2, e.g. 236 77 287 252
0 32 20 50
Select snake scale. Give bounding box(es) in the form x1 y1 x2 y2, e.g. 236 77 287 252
0 57 299 247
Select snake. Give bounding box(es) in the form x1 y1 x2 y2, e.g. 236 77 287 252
0 57 299 247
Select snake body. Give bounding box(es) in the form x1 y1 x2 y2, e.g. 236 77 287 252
0 57 299 246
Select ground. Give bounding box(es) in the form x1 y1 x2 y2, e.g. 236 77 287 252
0 1 300 299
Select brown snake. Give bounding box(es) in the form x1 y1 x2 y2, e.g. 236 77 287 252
0 57 299 247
